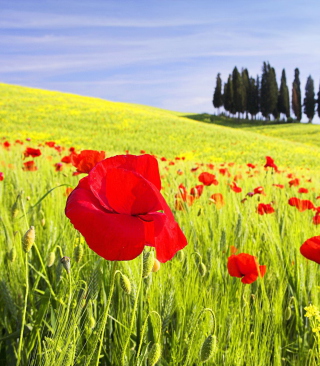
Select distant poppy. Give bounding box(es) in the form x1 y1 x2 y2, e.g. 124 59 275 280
247 163 256 169
23 160 38 171
55 163 63 171
313 214 320 225
191 166 199 172
298 188 308 194
288 197 315 212
175 157 181 160
160 157 167 162
0 172 4 181
206 163 214 170
176 184 195 206
230 182 242 193
65 154 187 262
190 185 204 198
54 145 64 153
289 178 300 187
169 161 175 166
69 147 76 153
234 174 243 181
15 140 24 145
253 186 265 195
198 172 218 186
257 203 275 215
71 150 106 174
140 150 146 154
264 156 278 172
45 141 56 147
227 253 266 284
61 154 73 164
177 169 183 175
209 193 225 209
300 236 320 264
3 141 11 150
272 184 284 189
219 168 231 177
24 147 41 158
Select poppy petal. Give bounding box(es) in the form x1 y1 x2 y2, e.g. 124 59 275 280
227 255 242 278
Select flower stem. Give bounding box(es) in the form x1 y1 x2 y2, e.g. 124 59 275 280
16 252 29 366
121 254 144 366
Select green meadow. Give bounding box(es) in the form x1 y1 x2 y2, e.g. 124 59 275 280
0 83 320 365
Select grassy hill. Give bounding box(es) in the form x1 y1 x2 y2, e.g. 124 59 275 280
1 83 320 171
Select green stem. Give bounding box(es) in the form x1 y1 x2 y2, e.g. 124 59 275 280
121 254 144 366
182 308 216 366
16 253 29 366
136 311 162 359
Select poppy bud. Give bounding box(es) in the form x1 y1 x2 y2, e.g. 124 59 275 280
143 251 154 278
60 256 71 274
47 252 56 267
74 244 84 263
11 202 20 219
120 274 131 295
176 249 185 262
22 226 35 253
198 262 207 277
148 342 161 366
88 316 96 329
285 306 292 320
8 246 16 262
40 218 46 227
200 334 217 362
152 258 161 273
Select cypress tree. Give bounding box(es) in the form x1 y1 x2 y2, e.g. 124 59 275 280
248 76 259 119
260 62 278 120
292 68 302 121
223 75 235 116
213 73 223 113
317 83 320 118
241 68 250 119
278 69 290 119
303 75 316 123
232 67 244 118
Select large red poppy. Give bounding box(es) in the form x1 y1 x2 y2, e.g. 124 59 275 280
257 203 275 215
300 236 320 264
264 156 278 172
71 150 106 174
227 253 266 284
288 197 315 212
24 147 41 158
198 172 218 186
65 154 187 262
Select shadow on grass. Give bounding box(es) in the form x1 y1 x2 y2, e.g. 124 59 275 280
181 113 300 129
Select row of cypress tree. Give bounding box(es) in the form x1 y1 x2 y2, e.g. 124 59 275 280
212 62 320 122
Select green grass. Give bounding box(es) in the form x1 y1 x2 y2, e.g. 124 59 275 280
0 83 320 365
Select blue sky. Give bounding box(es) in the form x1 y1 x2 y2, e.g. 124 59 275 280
1 0 320 121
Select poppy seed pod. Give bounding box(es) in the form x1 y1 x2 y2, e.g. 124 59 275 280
176 249 185 262
200 334 217 362
120 274 131 294
198 262 207 277
148 343 161 366
47 252 56 267
285 306 292 320
152 258 161 273
22 226 35 253
143 251 155 278
60 256 71 274
74 244 84 263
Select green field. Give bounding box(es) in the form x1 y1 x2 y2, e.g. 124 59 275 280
0 84 320 366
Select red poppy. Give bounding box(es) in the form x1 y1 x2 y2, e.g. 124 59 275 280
313 214 320 225
247 163 256 169
175 157 181 160
71 150 106 174
253 186 265 195
230 182 242 193
0 172 4 181
54 145 64 153
23 160 38 171
298 188 308 194
209 193 225 209
140 150 146 154
227 253 266 284
264 156 278 172
175 184 194 206
206 163 214 170
65 154 187 262
15 140 24 145
190 185 204 198
219 168 231 177
300 236 320 264
288 197 315 212
198 172 218 186
24 147 41 158
69 147 76 153
45 141 56 147
177 169 183 175
257 203 275 215
191 166 199 172
61 154 73 164
160 157 167 162
3 141 10 150
169 161 175 166
272 184 284 189
289 178 300 187
55 163 63 172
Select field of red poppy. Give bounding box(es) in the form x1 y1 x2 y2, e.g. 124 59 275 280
1 83 320 366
